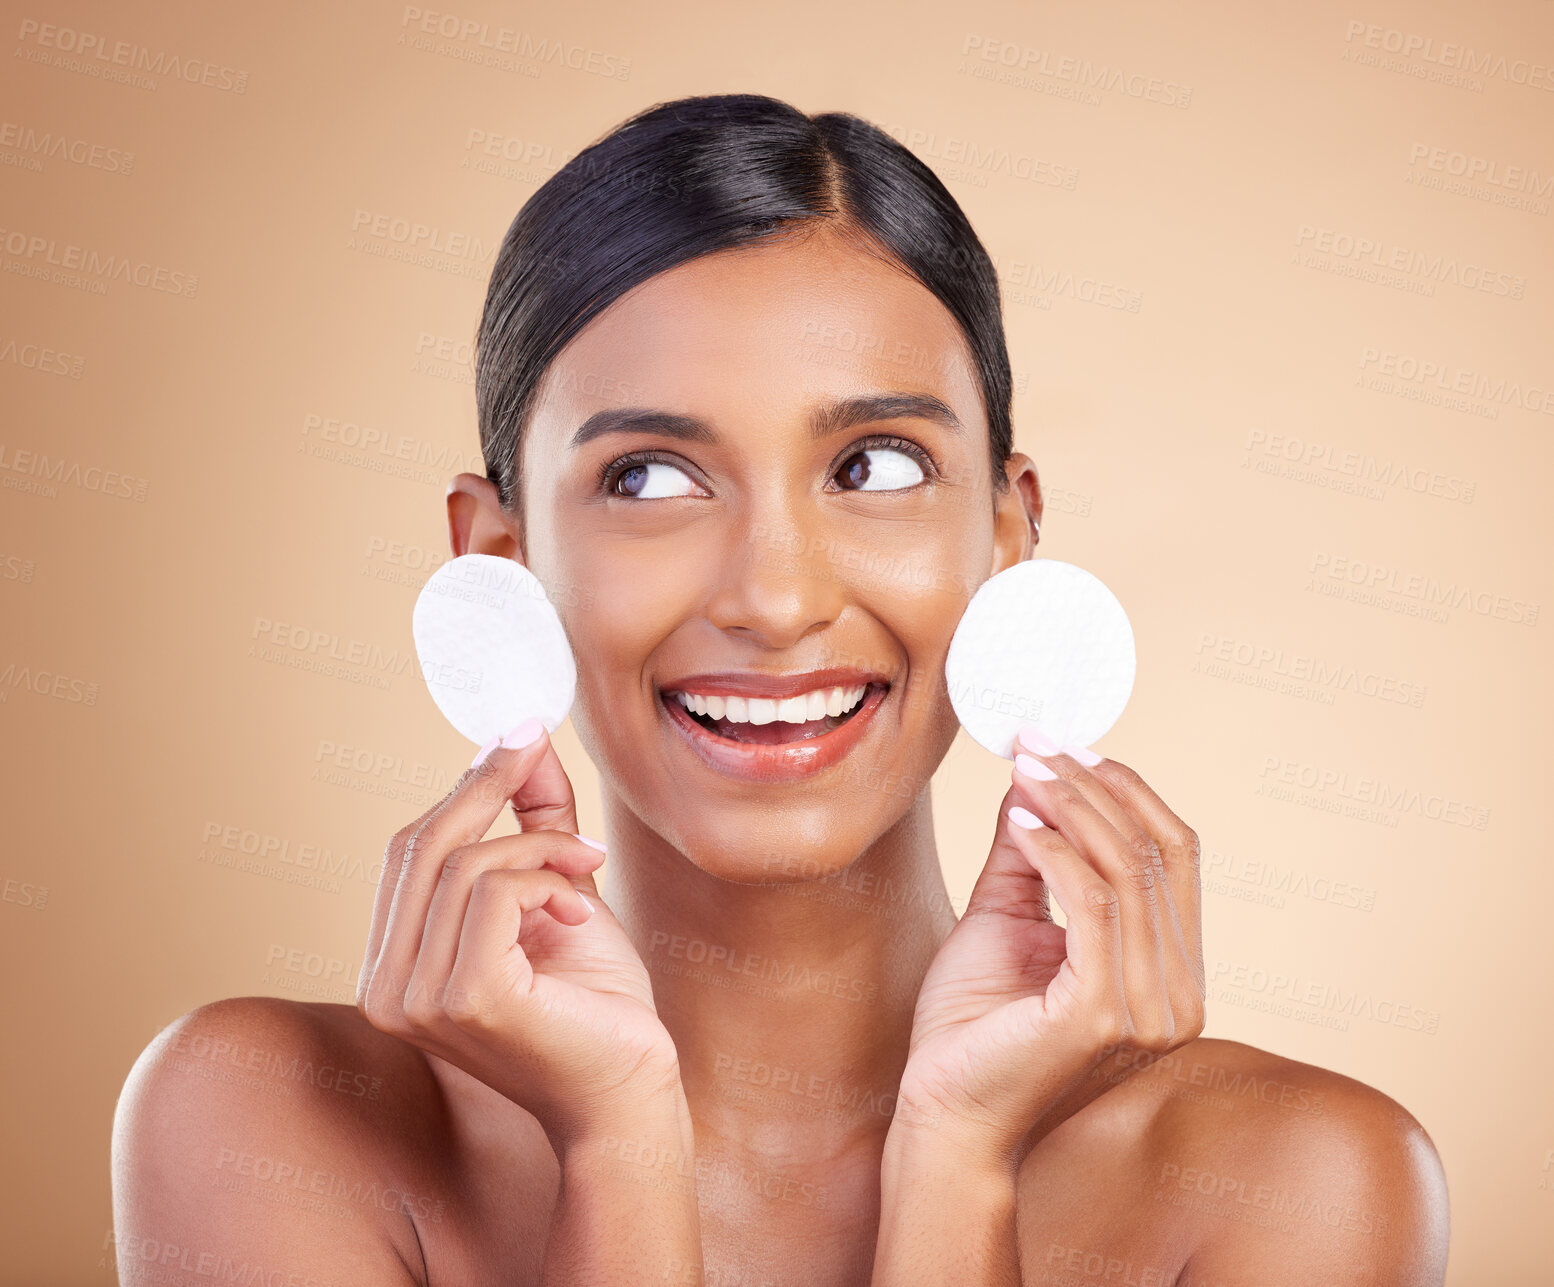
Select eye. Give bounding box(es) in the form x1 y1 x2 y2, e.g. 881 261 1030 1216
600 452 701 499
833 437 931 492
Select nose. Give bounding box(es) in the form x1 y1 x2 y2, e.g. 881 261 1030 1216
702 508 850 649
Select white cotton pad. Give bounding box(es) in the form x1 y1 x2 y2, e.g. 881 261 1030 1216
411 553 576 745
944 558 1135 759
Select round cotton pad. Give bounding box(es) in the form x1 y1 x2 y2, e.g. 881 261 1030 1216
411 553 577 745
944 558 1135 759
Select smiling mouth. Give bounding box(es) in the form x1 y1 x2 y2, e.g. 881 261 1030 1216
661 682 891 746
658 677 895 739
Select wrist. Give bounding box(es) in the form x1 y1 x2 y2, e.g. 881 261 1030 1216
883 1101 1027 1182
875 1123 1020 1286
556 1095 699 1202
547 1067 696 1163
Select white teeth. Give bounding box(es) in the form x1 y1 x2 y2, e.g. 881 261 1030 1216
674 683 869 724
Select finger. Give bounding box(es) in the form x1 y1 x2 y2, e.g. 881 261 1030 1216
502 723 582 836
412 833 606 996
999 803 1125 1014
359 828 410 1005
1011 754 1173 1045
1014 729 1163 882
1084 754 1205 997
364 719 572 1014
1019 727 1199 957
1016 730 1200 1038
1039 745 1206 1047
960 783 1056 924
360 720 550 993
445 868 594 1019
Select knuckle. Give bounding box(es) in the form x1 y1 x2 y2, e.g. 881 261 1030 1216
1175 826 1203 874
360 986 399 1034
1095 757 1143 794
468 866 526 909
1046 779 1082 809
1177 989 1207 1039
1137 1012 1176 1053
439 845 475 883
379 836 413 891
383 832 410 871
1085 882 1122 922
463 758 503 803
465 755 520 809
1131 832 1164 871
401 975 439 1028
402 823 436 870
1119 848 1159 900
1095 1004 1132 1050
443 971 492 1026
470 866 512 897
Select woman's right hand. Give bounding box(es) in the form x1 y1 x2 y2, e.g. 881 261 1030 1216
356 717 681 1150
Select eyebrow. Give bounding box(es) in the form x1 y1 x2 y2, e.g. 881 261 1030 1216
566 392 965 450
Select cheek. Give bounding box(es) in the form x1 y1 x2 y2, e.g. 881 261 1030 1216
844 530 980 722
557 541 702 708
881 583 969 724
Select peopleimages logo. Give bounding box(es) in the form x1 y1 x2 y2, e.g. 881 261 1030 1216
1209 959 1441 1035
1307 550 1539 627
0 121 134 174
1295 225 1526 297
14 18 249 92
1343 21 1554 92
0 227 197 297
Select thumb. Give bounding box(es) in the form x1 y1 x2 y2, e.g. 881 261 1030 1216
506 722 581 837
959 782 1053 924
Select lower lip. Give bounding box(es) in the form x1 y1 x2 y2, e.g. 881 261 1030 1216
659 683 890 783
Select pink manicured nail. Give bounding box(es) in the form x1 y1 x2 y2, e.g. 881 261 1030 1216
573 889 595 919
1008 805 1046 830
1017 724 1062 757
1064 744 1103 767
471 736 501 768
502 717 544 749
572 834 607 853
1014 752 1058 781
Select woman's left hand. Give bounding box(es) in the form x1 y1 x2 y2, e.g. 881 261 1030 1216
893 728 1206 1168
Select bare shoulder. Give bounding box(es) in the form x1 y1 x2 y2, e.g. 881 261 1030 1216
112 996 441 1283
1148 1037 1449 1286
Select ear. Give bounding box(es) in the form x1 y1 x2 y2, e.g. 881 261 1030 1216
990 452 1043 577
446 473 524 564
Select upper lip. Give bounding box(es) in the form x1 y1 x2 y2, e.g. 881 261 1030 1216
659 668 891 699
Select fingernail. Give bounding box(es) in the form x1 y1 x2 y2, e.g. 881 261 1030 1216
471 736 501 768
1064 744 1103 767
1014 752 1058 781
572 833 607 853
575 889 596 918
1016 724 1062 757
1008 805 1046 830
502 717 544 749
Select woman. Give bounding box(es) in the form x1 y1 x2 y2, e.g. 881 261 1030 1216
112 93 1448 1286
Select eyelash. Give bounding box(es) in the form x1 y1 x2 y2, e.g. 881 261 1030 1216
595 435 942 496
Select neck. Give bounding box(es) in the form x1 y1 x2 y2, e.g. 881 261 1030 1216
597 788 959 1164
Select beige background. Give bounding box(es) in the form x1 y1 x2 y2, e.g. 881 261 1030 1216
2 0 1551 1282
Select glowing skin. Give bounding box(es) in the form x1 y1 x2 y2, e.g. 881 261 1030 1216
449 228 1046 1192
513 223 1024 891
112 223 1448 1287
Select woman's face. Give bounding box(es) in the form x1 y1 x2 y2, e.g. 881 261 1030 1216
513 224 1039 880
